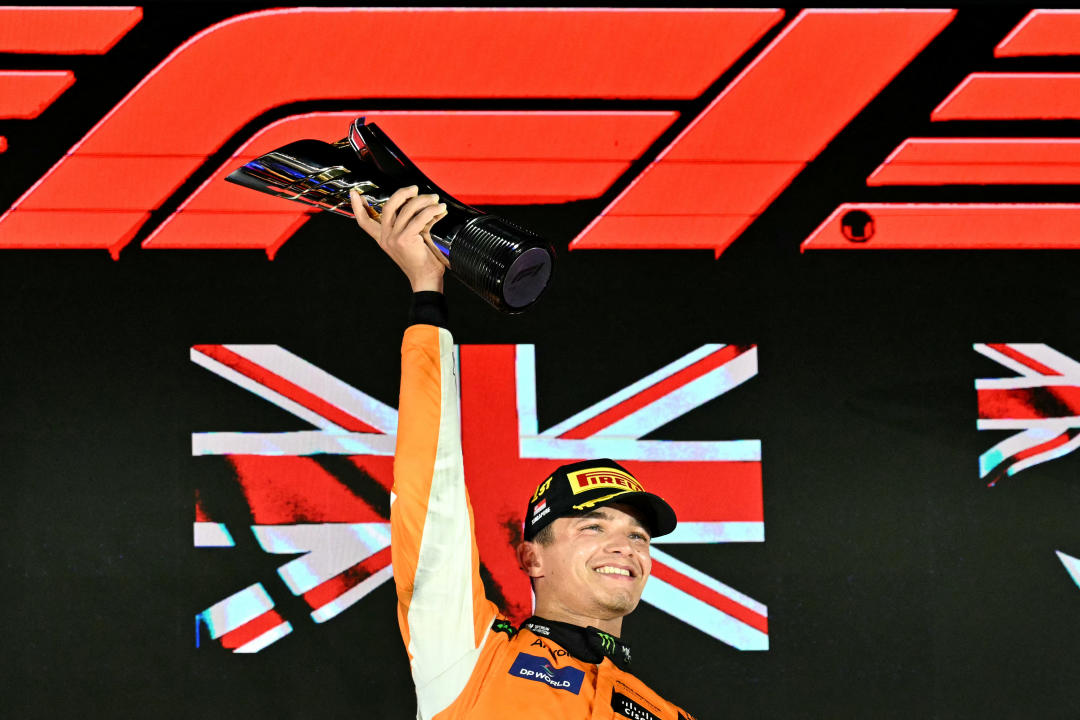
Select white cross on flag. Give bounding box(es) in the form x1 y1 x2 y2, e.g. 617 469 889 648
192 341 767 652
974 343 1080 484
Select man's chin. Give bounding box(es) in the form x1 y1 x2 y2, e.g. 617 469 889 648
600 591 639 615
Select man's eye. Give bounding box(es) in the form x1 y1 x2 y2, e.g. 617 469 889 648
630 533 649 542
583 524 602 531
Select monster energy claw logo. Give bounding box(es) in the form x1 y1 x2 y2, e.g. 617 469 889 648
596 631 615 654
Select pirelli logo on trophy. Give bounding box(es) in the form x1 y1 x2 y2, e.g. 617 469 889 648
567 468 644 495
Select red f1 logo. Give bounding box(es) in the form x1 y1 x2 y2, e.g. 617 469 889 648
0 8 965 258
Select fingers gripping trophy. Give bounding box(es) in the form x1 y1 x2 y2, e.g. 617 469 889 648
351 184 451 296
227 118 555 313
228 119 698 719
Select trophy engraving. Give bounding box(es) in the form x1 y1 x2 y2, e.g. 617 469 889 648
226 118 556 313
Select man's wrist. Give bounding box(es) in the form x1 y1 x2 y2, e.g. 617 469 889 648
409 273 444 294
408 291 449 328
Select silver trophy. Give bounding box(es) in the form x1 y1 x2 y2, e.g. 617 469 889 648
226 118 555 313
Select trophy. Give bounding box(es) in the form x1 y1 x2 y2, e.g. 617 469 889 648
226 118 556 313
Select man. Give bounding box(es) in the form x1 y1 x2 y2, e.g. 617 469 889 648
351 185 699 719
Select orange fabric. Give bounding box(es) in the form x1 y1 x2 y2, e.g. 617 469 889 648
437 626 697 719
392 324 696 719
392 324 444 657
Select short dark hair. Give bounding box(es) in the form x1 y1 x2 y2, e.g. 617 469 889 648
532 522 554 546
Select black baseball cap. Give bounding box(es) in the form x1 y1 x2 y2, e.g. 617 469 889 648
523 459 677 541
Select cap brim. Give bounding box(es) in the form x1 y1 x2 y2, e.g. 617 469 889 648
591 491 677 539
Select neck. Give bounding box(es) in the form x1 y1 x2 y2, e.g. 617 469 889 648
532 598 624 636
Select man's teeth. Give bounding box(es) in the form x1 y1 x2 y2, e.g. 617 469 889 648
594 566 630 576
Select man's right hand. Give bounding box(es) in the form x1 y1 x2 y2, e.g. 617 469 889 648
351 185 448 293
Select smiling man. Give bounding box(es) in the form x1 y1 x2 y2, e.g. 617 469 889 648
519 464 674 635
352 186 698 720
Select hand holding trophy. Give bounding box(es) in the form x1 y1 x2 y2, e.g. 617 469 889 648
350 185 449 294
226 118 555 312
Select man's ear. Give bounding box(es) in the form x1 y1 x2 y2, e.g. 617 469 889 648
517 540 544 579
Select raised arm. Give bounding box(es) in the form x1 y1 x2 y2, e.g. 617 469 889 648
352 187 496 717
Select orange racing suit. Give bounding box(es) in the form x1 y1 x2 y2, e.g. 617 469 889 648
391 316 699 719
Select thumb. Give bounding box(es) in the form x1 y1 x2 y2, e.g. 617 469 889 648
350 188 382 239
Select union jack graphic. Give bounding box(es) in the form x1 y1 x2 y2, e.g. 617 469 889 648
1058 551 1080 591
193 341 766 652
974 343 1080 485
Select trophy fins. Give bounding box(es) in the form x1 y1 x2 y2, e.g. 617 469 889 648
225 140 365 217
226 119 556 313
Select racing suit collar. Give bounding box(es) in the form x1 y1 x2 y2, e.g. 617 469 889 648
521 616 633 671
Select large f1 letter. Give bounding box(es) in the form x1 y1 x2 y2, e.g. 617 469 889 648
571 9 955 257
0 8 781 257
